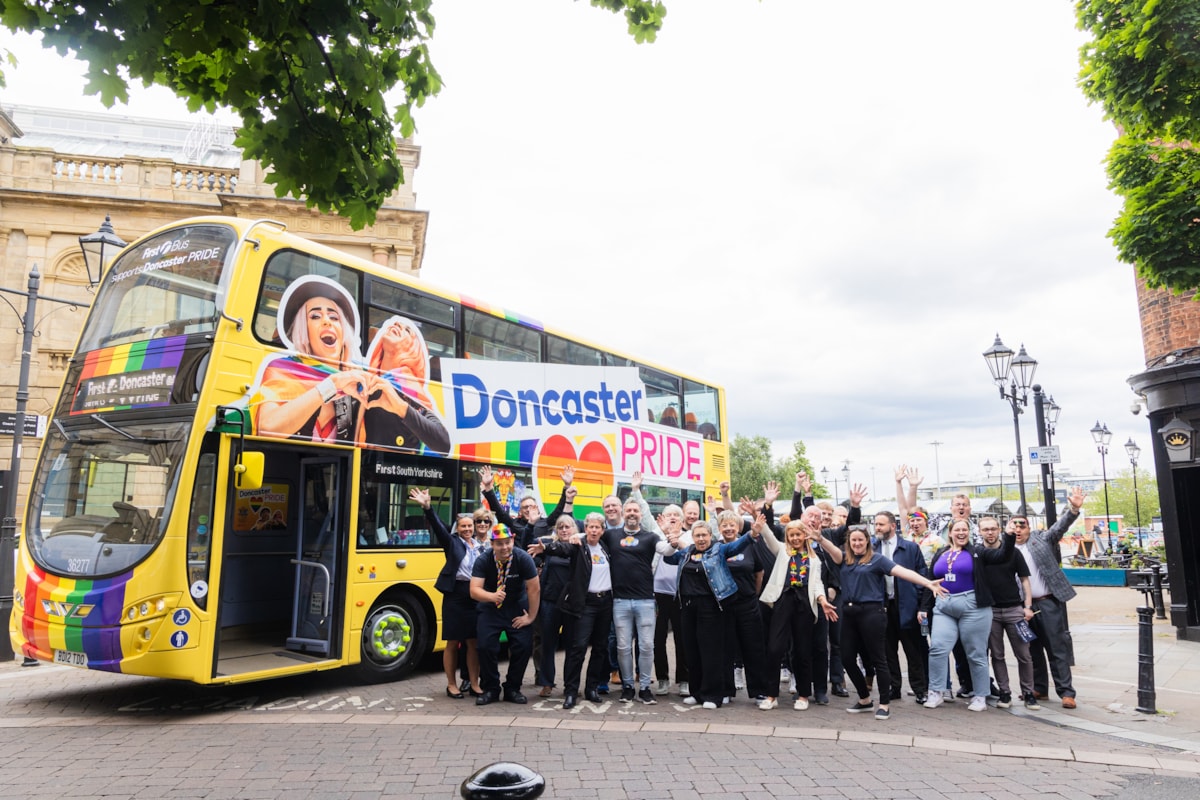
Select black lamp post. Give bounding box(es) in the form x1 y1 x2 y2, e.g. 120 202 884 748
820 467 837 504
0 216 124 663
1091 421 1114 551
1126 437 1143 548
983 335 1037 515
1032 386 1062 526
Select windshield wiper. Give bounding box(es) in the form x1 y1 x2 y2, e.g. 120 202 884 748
87 414 173 445
53 419 78 442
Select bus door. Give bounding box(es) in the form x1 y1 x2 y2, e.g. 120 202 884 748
287 457 347 656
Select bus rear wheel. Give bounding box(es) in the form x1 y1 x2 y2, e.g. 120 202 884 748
353 595 428 683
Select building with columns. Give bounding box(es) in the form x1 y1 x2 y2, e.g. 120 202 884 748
0 103 428 518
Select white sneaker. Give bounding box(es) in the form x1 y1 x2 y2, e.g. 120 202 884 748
654 679 670 696
793 697 809 711
682 696 698 705
758 697 778 710
968 696 987 712
678 682 690 697
702 701 718 709
943 689 955 702
722 696 731 705
734 667 746 690
924 693 945 709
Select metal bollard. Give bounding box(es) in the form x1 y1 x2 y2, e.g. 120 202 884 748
1150 564 1167 620
460 762 546 800
1136 606 1157 714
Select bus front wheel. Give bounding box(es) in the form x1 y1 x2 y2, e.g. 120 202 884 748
353 594 429 683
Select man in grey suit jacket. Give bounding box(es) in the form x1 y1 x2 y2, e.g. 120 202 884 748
1012 486 1086 709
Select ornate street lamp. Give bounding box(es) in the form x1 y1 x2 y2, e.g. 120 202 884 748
1125 437 1143 547
78 214 128 287
1091 421 1113 550
983 335 1037 513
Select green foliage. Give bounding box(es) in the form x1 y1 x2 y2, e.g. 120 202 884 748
1083 466 1160 529
0 1 666 229
590 0 668 43
1077 0 1200 143
1106 135 1200 290
1076 0 1200 289
728 435 818 502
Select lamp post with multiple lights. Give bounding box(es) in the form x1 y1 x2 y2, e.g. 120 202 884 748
983 335 1037 514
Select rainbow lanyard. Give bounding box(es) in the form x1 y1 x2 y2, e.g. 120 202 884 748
495 559 510 606
787 550 809 587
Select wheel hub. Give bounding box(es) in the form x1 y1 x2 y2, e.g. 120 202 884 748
370 613 412 659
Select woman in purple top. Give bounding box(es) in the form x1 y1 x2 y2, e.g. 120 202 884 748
839 527 945 720
922 518 1015 712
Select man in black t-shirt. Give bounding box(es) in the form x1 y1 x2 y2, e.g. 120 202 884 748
471 523 541 706
600 491 672 705
981 516 1037 710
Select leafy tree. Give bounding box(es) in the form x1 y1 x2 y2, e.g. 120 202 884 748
0 1 666 229
1083 466 1160 530
1076 0 1200 290
728 435 820 502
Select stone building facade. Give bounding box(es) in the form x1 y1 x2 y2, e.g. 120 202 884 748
0 103 428 518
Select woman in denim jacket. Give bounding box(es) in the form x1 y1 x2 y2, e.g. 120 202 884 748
662 520 755 709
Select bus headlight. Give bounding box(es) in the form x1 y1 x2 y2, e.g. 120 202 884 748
124 596 172 621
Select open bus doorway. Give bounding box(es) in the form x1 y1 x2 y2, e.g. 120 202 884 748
213 445 348 678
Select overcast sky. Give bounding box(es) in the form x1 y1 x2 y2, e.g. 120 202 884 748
1 1 1152 501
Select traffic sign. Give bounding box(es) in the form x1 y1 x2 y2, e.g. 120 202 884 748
1028 445 1061 465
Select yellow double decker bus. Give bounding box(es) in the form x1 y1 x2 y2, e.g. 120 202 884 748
9 216 729 684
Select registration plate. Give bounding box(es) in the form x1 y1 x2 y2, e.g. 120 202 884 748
53 649 88 667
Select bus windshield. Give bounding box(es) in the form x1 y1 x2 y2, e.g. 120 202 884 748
26 418 189 578
76 223 236 352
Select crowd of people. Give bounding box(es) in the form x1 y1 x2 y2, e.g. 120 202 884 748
413 462 1086 720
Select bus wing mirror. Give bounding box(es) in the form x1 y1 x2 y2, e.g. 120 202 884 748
234 451 265 491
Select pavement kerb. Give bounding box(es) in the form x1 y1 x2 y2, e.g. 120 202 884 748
3 711 1200 774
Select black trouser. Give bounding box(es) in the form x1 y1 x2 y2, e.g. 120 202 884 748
722 593 770 699
1030 595 1075 699
680 593 725 705
766 589 815 698
840 602 890 704
562 594 613 695
807 611 829 698
886 598 929 698
477 610 533 696
536 599 574 689
828 612 845 688
654 591 688 684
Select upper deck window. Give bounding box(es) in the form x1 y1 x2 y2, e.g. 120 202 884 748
77 224 234 353
464 309 541 362
253 250 362 350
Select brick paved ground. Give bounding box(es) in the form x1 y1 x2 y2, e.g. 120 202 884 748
2 586 1198 798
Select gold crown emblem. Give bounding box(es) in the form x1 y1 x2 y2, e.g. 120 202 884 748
1165 431 1190 446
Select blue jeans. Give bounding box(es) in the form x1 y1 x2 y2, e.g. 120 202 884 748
927 590 993 699
613 598 656 689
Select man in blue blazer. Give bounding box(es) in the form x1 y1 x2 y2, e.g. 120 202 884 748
873 511 931 703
